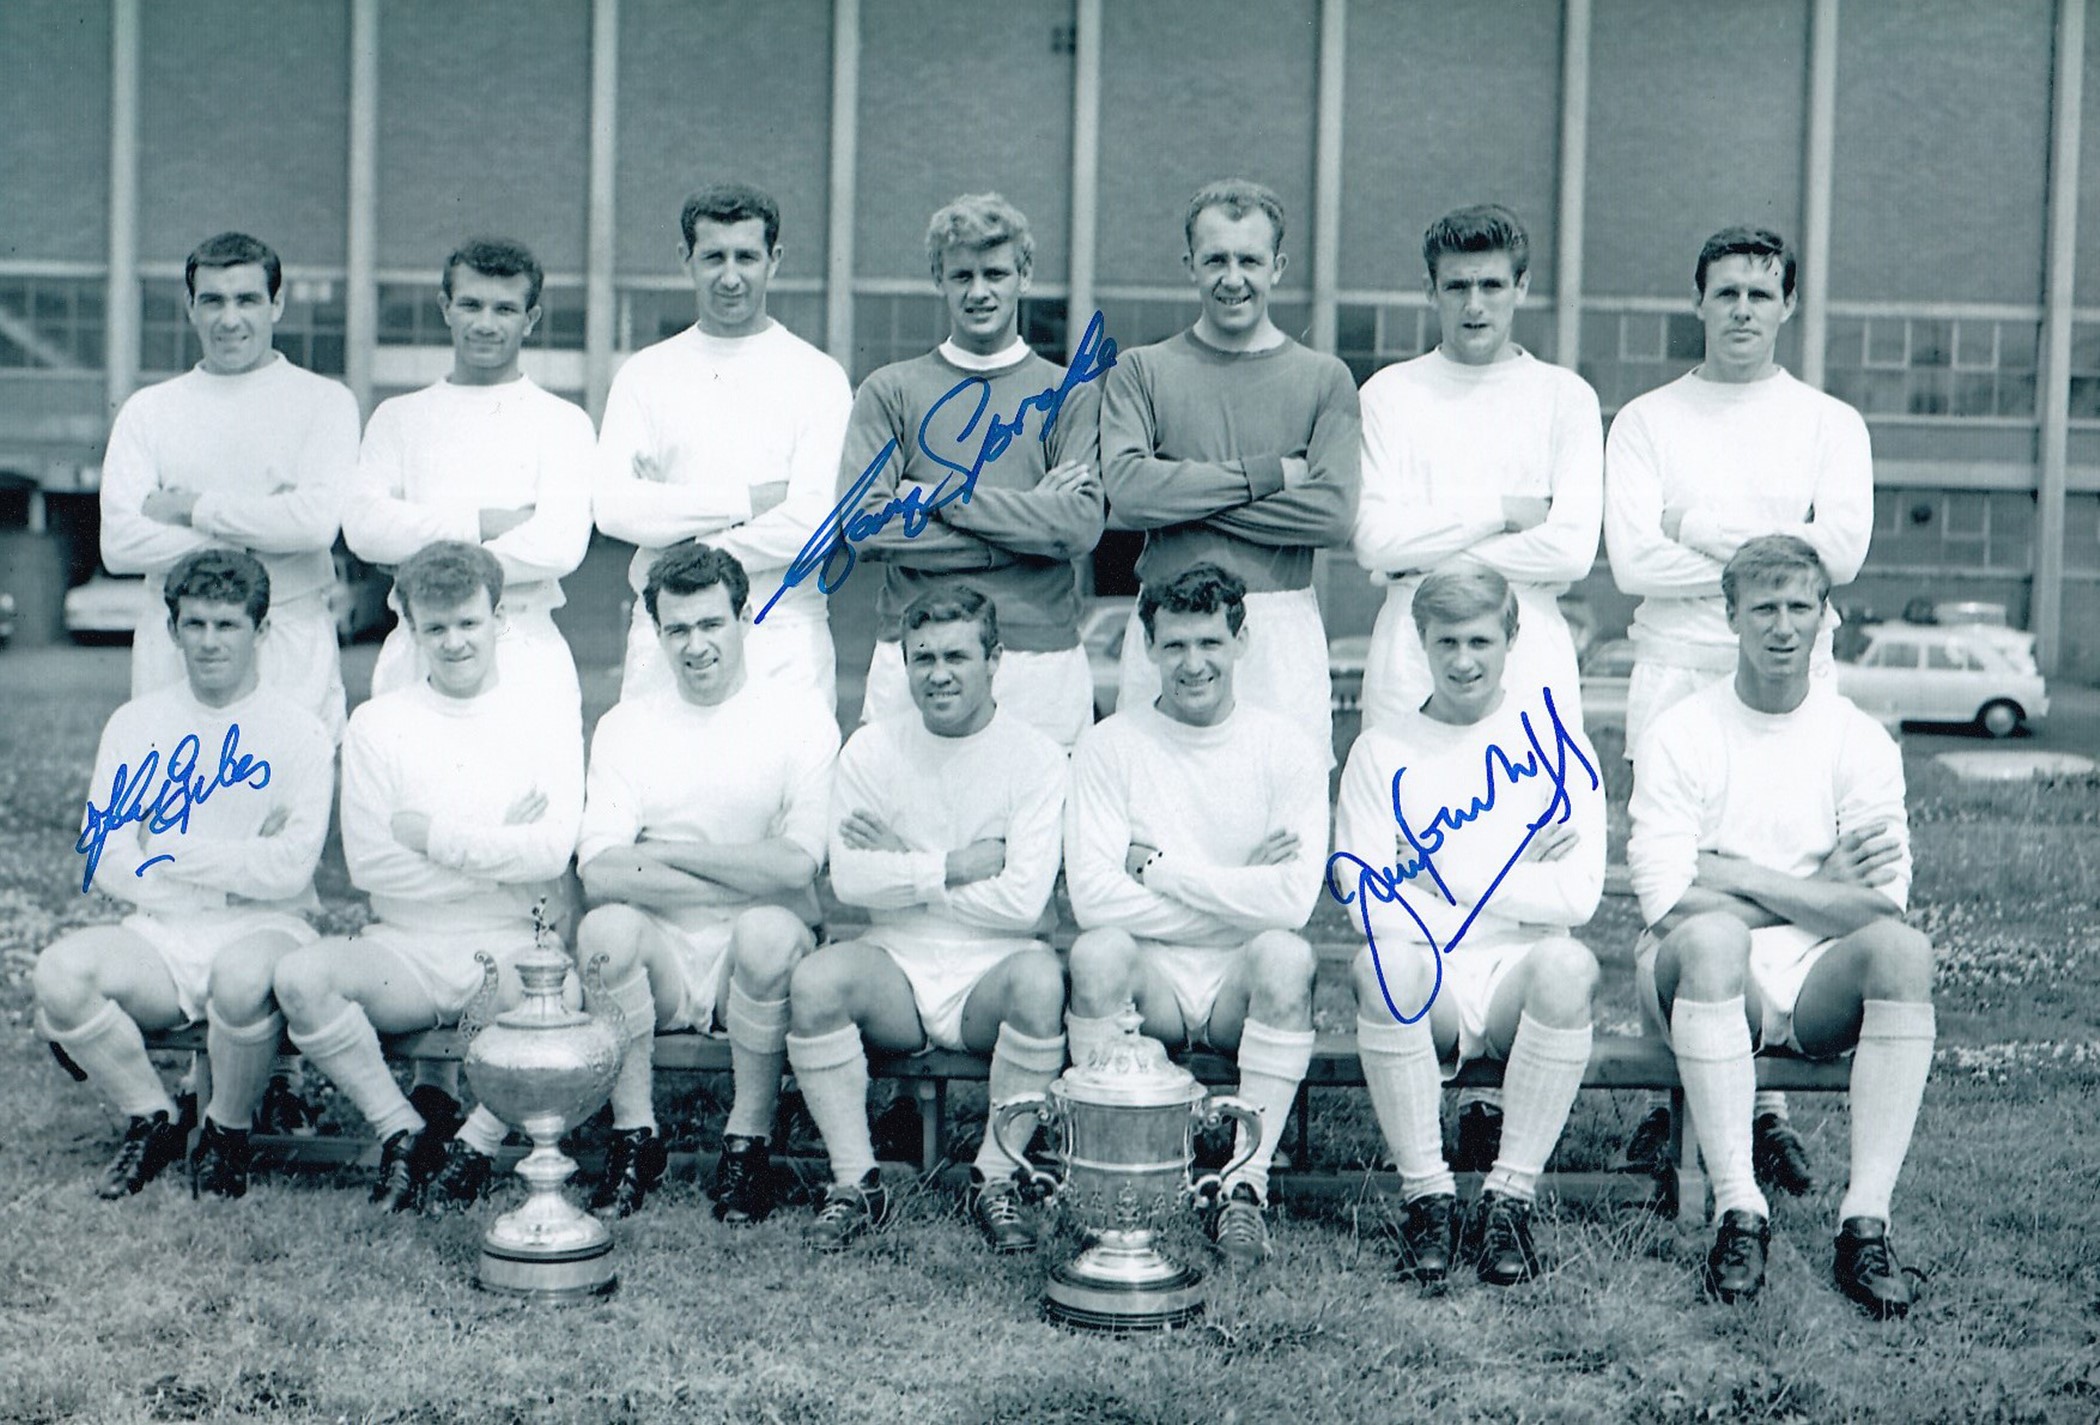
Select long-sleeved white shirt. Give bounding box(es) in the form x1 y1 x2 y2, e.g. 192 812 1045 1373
1332 690 1605 957
76 682 333 915
593 321 852 624
341 679 584 933
1066 700 1326 947
828 708 1066 941
1628 679 1910 929
1604 368 1872 671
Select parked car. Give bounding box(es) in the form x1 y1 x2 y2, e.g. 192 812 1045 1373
0 590 15 647
1837 624 2048 737
64 569 146 642
1578 637 1636 728
1327 634 1368 713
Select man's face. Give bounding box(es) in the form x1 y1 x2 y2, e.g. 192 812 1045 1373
407 586 502 699
187 263 284 376
1419 612 1510 725
904 617 1000 737
1428 251 1528 366
655 583 746 705
1184 207 1285 341
1696 254 1795 378
1147 605 1245 726
683 217 780 339
441 267 539 381
1729 571 1824 686
171 597 264 704
938 241 1029 357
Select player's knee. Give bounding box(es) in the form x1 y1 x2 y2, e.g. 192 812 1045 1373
1861 920 1935 1001
1666 913 1750 992
1067 928 1138 1005
729 907 811 993
1350 943 1433 1021
1247 930 1315 1016
31 939 98 1023
270 948 332 1024
1526 937 1599 1020
576 903 644 975
787 950 854 1031
207 958 276 1024
1005 948 1068 1023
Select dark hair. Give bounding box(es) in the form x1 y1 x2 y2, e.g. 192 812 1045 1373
1695 226 1797 300
1139 563 1248 639
644 543 750 623
443 236 544 309
1422 204 1531 282
185 232 282 300
1412 563 1519 642
900 584 1000 658
680 183 782 255
1722 535 1830 615
1184 179 1286 255
163 547 270 627
925 192 1035 282
395 540 504 623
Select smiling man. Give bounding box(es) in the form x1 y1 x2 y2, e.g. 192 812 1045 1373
787 585 1068 1252
1332 564 1604 1288
571 543 839 1222
273 542 583 1213
1064 564 1327 1268
839 193 1105 749
100 232 360 740
1629 537 1935 1320
36 549 332 1201
1100 180 1360 761
594 183 852 712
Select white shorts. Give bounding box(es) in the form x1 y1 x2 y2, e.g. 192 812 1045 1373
644 916 736 1034
372 605 581 728
861 640 1091 750
621 601 836 716
350 920 538 1025
133 590 346 743
1362 579 1583 733
1636 924 1835 1055
1136 941 1244 1048
124 908 317 1025
1433 937 1537 1077
853 925 1041 1053
1116 586 1333 765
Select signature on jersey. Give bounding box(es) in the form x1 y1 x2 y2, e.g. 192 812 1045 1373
76 724 272 893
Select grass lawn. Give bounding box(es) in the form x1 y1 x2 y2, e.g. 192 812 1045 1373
2 647 2097 1424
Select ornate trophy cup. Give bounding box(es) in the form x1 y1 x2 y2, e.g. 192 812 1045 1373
460 911 623 1300
993 1024 1261 1331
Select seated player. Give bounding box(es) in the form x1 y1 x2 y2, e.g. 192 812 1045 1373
273 541 583 1211
35 548 332 1199
1630 536 1936 1318
787 585 1069 1252
1331 565 1605 1287
574 544 839 1221
1064 564 1327 1268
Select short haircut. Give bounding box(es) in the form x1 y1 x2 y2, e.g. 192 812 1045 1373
185 232 281 300
1695 225 1797 300
1721 535 1830 615
643 542 750 623
900 583 1000 658
1184 179 1286 255
1412 563 1519 642
924 193 1035 282
1140 563 1248 639
442 236 544 309
680 182 781 254
1422 204 1531 282
163 547 270 627
395 540 504 623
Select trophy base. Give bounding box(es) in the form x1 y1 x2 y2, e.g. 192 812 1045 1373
476 1237 618 1302
1044 1248 1206 1332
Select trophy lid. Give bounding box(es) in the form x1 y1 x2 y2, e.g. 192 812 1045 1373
1054 1007 1204 1108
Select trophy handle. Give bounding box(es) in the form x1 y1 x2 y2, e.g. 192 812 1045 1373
582 951 623 1038
989 1094 1064 1202
1185 1095 1262 1207
458 952 501 1045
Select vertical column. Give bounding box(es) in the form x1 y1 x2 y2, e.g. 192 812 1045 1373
1553 0 1590 369
585 0 620 419
1797 0 1839 390
1066 0 1102 347
825 0 861 371
105 0 140 416
2034 0 2086 673
344 0 379 416
1309 0 1346 353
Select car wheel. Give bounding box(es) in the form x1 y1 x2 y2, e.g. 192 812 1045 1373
1978 700 2022 738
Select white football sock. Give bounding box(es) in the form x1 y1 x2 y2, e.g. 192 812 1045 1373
723 981 789 1141
1225 1018 1314 1203
593 968 658 1133
1754 1090 1789 1120
455 1105 508 1157
1484 1015 1592 1203
1669 997 1767 1222
205 1006 283 1131
1838 1000 1936 1225
291 1004 421 1141
1063 1009 1128 1071
1357 1014 1455 1202
786 1024 874 1187
973 1024 1066 1178
42 1002 174 1121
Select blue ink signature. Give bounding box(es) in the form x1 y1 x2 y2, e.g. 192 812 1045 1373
1324 689 1598 1024
756 310 1118 623
75 724 272 893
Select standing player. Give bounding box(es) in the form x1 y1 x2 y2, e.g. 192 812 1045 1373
1604 227 1872 1184
1064 565 1327 1266
573 544 838 1222
1629 537 1934 1319
273 542 583 1211
35 549 332 1200
100 232 359 740
1332 566 1605 1287
842 193 1104 749
1099 180 1360 759
345 237 594 718
787 586 1068 1252
594 183 852 712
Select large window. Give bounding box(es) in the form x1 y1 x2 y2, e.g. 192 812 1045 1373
0 276 104 370
1823 314 2039 420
